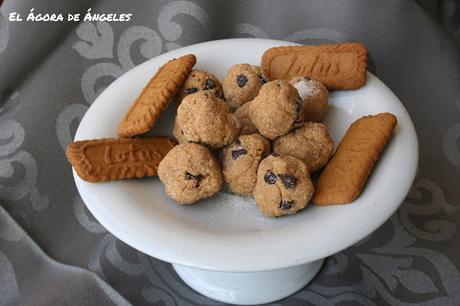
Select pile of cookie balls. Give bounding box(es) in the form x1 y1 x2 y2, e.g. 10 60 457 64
158 64 334 217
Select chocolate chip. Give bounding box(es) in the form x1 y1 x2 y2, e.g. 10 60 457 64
180 130 184 135
279 200 294 210
257 73 267 84
204 78 216 89
264 170 277 184
185 172 203 187
185 172 195 180
235 138 241 146
303 77 311 81
236 74 248 87
278 174 297 189
185 87 198 94
231 149 247 160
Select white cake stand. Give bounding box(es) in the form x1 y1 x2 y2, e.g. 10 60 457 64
73 39 418 305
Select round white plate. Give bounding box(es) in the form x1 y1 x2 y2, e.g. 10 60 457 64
74 38 418 273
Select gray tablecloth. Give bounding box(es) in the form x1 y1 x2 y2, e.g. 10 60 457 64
1 0 459 305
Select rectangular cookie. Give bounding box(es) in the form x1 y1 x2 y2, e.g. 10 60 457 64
313 113 397 205
66 137 176 182
261 42 367 89
118 54 196 137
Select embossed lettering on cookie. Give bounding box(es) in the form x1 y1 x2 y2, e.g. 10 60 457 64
262 42 368 90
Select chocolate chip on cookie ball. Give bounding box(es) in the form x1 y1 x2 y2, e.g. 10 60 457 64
252 66 269 84
249 80 302 140
222 134 271 195
253 154 314 217
222 64 268 110
158 143 223 204
290 76 329 122
234 101 258 135
273 123 334 173
173 91 240 149
178 70 223 103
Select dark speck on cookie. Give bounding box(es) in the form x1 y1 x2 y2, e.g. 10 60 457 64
257 73 267 84
185 172 203 187
204 79 216 90
236 74 248 88
185 87 198 94
264 170 277 184
279 200 294 210
278 174 297 189
231 148 247 160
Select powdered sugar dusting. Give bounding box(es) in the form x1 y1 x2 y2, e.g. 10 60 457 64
219 190 255 214
292 80 321 101
217 190 269 230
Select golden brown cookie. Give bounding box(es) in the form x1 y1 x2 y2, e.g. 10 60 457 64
177 69 223 103
249 80 301 140
313 113 397 205
222 64 268 110
66 137 177 182
222 134 271 195
261 43 367 90
158 143 223 204
273 123 334 173
118 54 196 137
173 91 240 149
253 154 314 217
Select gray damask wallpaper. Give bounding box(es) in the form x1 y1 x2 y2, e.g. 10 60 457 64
0 0 459 305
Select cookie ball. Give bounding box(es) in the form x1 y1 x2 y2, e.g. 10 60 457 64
290 76 329 122
222 64 268 110
222 134 271 195
173 91 240 149
253 155 314 217
249 80 301 140
178 70 223 103
273 123 334 173
234 101 258 135
158 143 223 204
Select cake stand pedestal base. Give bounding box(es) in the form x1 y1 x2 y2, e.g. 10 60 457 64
173 259 324 305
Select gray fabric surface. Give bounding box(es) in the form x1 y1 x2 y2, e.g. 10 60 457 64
1 0 459 305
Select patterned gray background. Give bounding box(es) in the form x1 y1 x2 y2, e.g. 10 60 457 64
0 0 459 305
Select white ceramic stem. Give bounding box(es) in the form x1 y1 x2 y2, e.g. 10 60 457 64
173 259 324 305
